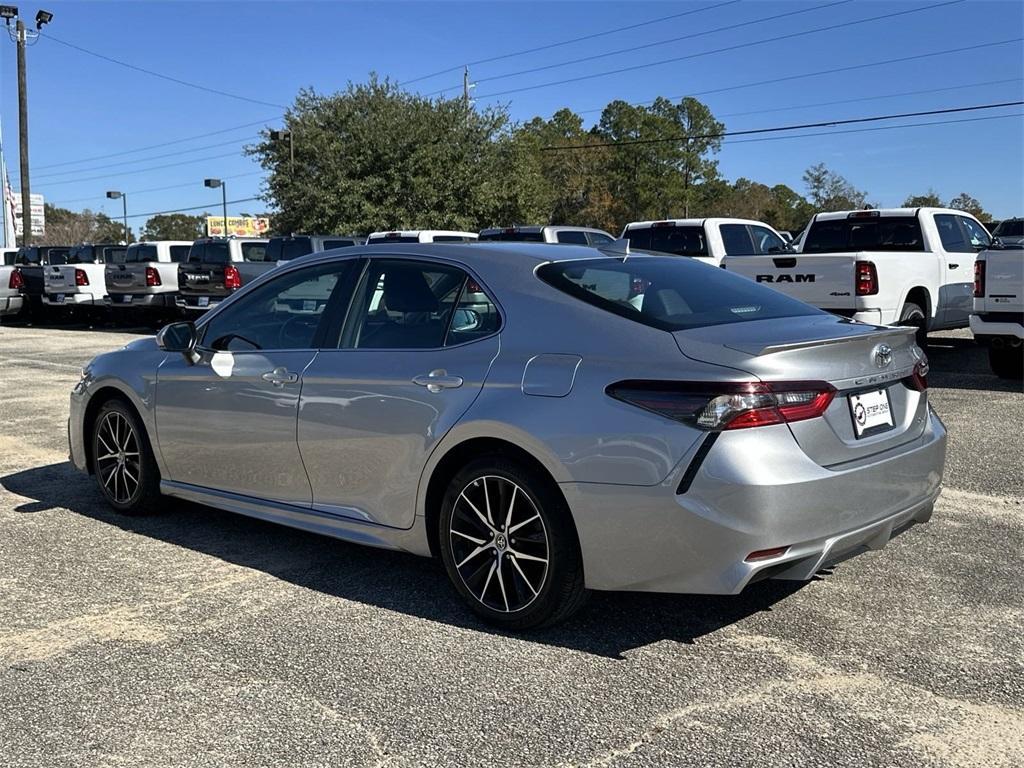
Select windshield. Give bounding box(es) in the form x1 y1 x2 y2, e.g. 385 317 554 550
479 230 545 242
994 220 1023 237
623 225 708 257
537 256 821 332
803 216 924 253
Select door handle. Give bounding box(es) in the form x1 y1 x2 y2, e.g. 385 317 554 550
412 369 464 393
261 367 298 386
948 263 959 269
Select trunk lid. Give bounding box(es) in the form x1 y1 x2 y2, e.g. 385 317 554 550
673 313 927 465
724 253 860 309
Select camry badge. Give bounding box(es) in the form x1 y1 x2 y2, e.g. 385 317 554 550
873 343 893 368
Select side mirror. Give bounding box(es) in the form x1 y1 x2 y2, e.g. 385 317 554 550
156 321 198 363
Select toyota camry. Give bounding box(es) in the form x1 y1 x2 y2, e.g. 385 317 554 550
68 241 946 629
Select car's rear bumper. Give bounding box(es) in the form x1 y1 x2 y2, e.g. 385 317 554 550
43 292 103 306
970 313 1024 340
105 292 177 309
563 406 946 594
0 295 23 315
175 295 223 312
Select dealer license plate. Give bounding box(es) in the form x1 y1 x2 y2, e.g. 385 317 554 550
197 296 210 307
849 389 894 438
54 294 65 304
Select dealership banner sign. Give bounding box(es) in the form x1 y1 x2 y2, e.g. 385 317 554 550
206 216 270 237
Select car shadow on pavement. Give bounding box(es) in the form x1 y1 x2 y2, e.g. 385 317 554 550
926 335 1021 393
2 462 806 659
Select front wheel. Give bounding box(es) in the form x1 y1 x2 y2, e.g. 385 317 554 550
91 399 163 514
989 344 1024 380
898 301 928 349
439 456 587 630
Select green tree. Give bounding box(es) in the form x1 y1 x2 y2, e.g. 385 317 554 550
141 213 207 241
248 77 533 234
802 163 870 211
948 192 990 222
903 189 942 207
40 204 134 245
93 213 133 244
765 184 815 232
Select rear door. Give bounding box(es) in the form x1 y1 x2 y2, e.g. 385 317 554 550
156 260 357 504
297 257 500 528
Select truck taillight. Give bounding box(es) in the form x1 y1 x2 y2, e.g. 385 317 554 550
973 260 985 298
224 265 242 290
145 266 161 287
855 260 878 296
607 380 836 431
75 268 89 286
8 268 24 290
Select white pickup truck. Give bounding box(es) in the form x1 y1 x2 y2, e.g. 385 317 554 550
621 217 791 266
104 240 192 316
0 265 24 320
970 246 1023 379
43 242 127 317
722 208 992 346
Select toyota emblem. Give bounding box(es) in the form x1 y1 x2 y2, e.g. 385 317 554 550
873 343 893 368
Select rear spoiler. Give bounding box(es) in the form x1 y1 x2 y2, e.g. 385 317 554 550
744 326 915 357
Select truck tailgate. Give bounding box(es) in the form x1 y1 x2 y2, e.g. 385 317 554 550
723 254 857 309
178 263 230 298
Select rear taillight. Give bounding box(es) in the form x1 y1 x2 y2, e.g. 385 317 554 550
906 357 929 392
607 380 836 431
223 265 242 290
974 260 985 298
145 266 161 287
75 268 89 286
855 260 878 296
8 268 24 290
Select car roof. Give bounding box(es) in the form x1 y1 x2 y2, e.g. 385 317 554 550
478 225 610 234
623 218 776 229
813 207 969 221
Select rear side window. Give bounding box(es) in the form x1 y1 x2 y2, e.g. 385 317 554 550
719 224 755 256
556 230 589 245
537 256 821 332
624 225 708 257
170 245 190 262
240 242 267 262
803 216 924 253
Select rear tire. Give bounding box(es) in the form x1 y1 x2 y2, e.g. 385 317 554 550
438 455 587 630
989 344 1023 380
91 399 163 515
898 301 928 349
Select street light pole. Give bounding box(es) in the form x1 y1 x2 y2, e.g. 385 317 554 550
204 178 227 236
106 191 128 243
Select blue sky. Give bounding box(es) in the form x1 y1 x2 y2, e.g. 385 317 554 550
1 0 1021 234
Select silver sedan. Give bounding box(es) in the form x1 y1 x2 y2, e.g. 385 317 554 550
68 242 946 629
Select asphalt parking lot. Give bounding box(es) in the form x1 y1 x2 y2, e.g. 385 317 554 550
0 322 1021 767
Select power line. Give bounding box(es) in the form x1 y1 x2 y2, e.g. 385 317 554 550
48 171 266 207
34 119 279 171
399 0 743 87
31 151 253 189
125 197 263 221
540 101 1024 151
39 32 287 109
474 0 966 99
574 38 1024 115
29 136 260 181
429 0 852 96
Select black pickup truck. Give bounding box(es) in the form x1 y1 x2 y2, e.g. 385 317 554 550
14 246 72 318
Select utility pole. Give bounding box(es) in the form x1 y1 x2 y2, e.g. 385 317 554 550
462 66 475 107
2 8 55 247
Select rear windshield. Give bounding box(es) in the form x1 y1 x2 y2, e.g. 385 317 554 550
170 245 190 262
104 247 127 264
994 220 1023 237
432 235 473 242
623 225 708 257
323 239 358 249
204 242 230 264
803 216 924 253
125 244 158 263
240 242 266 262
537 256 821 332
369 235 419 244
67 245 94 264
479 231 545 242
280 239 313 261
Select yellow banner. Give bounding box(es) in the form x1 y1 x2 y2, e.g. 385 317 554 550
206 216 270 238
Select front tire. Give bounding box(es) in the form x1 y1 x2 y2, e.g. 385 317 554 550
898 301 928 349
439 456 587 630
91 399 162 514
989 344 1023 379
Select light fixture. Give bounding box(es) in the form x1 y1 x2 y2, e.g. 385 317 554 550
105 190 122 200
204 178 222 189
0 6 18 24
34 8 50 29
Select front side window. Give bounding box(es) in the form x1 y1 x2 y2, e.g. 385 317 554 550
719 224 755 256
347 260 481 349
201 263 348 352
750 225 787 254
556 230 589 245
959 216 991 250
588 232 615 245
538 256 821 332
935 214 970 253
624 225 708 257
803 216 924 253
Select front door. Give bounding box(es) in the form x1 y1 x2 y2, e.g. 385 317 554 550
934 213 988 328
298 257 501 528
156 260 357 505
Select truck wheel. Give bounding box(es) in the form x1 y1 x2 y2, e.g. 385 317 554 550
899 302 927 348
989 344 1023 380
